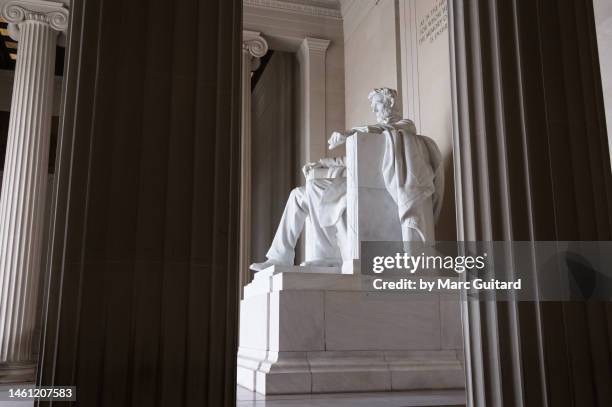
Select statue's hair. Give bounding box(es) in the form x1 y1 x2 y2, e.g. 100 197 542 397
368 88 400 123
368 88 398 107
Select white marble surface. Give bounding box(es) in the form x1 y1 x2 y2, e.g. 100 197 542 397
440 296 463 350
343 0 399 129
238 267 464 394
324 291 441 350
270 290 325 351
245 265 344 298
311 369 391 394
257 351 312 395
237 385 466 407
399 0 457 241
346 132 387 189
272 271 360 292
391 366 464 391
240 294 270 350
346 133 403 260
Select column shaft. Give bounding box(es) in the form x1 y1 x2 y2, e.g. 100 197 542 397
0 19 57 381
449 0 612 405
239 48 253 292
296 37 329 264
297 37 330 164
239 31 268 294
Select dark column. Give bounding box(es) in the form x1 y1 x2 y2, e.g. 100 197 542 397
450 0 612 406
36 0 242 405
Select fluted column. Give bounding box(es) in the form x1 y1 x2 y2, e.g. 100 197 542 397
0 0 68 383
239 31 268 293
449 0 612 406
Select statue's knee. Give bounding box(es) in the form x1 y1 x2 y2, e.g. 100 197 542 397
289 187 304 200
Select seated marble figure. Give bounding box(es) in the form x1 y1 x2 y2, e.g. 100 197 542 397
250 88 444 272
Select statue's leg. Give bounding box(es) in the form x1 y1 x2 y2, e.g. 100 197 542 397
263 186 309 265
302 179 342 266
401 223 428 255
334 212 350 262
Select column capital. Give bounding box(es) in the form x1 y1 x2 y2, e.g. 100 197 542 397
243 30 268 59
243 30 268 72
299 37 330 56
0 0 69 40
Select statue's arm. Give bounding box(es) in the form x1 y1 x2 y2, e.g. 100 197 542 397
328 131 350 150
318 156 346 168
328 125 386 150
351 124 385 134
301 156 346 177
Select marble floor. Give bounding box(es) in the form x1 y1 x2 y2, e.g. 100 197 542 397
237 386 466 407
1 383 466 406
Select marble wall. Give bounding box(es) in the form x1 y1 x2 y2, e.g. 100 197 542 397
399 0 456 240
342 0 401 129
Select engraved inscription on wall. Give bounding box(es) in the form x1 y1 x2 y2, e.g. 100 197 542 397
418 0 448 45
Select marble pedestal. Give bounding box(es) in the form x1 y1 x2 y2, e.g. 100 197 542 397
237 265 465 395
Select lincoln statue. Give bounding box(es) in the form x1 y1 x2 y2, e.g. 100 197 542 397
250 88 444 272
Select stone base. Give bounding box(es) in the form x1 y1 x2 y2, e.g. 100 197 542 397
237 348 464 395
238 265 465 394
0 362 36 384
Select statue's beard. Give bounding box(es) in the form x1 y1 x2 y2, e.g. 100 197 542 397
376 107 398 124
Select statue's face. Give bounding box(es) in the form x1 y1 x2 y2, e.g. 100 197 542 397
371 95 389 124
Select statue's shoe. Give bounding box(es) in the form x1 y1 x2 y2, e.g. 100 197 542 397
299 259 342 268
250 260 287 272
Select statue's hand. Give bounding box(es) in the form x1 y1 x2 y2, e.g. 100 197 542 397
302 161 322 177
328 131 348 150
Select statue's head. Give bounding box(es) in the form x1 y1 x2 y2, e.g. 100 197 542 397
368 88 400 124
